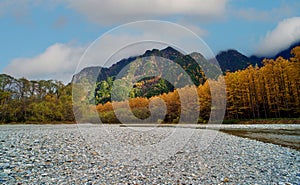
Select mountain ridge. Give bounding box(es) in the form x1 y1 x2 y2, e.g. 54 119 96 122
73 42 300 84
73 46 206 85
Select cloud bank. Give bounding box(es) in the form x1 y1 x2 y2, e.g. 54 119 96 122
256 17 300 56
4 43 85 83
66 0 228 24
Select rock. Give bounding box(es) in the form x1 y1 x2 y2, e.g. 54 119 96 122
221 177 230 183
4 169 11 174
33 140 39 144
176 151 184 154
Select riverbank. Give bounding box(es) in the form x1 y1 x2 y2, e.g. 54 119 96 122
0 124 299 184
121 123 300 151
1 118 299 125
235 118 300 124
219 126 300 151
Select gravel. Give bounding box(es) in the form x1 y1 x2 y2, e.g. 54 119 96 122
0 124 299 184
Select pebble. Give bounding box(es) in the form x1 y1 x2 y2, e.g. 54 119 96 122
3 169 11 174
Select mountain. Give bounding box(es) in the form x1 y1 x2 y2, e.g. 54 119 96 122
73 46 206 86
274 41 300 59
216 41 300 72
216 49 257 72
74 42 300 83
72 57 137 84
73 47 209 102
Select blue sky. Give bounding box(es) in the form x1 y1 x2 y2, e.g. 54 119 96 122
1 0 300 83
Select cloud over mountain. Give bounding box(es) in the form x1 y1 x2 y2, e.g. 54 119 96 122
256 17 300 56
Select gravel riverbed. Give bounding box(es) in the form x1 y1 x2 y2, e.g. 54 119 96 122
0 124 299 184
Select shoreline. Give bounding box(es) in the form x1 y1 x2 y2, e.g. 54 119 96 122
0 118 300 125
220 128 300 151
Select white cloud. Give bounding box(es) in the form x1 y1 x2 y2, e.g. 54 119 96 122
4 43 85 83
65 0 228 25
255 17 300 56
0 0 228 24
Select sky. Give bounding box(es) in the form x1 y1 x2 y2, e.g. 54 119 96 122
1 0 300 83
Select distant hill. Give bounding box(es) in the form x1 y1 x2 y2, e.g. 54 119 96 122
217 41 300 72
216 49 257 72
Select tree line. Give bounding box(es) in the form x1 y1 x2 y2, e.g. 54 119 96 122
0 75 74 123
225 46 300 119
